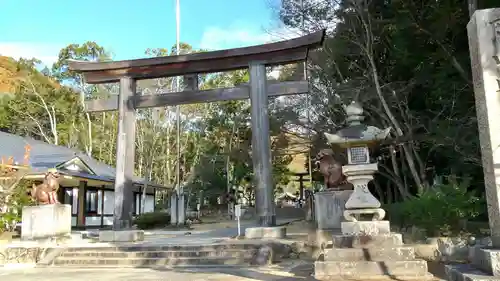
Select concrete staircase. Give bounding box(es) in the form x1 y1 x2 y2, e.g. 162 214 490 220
39 243 286 268
314 233 434 280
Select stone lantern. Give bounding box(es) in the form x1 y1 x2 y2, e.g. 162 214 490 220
324 101 391 235
315 101 429 281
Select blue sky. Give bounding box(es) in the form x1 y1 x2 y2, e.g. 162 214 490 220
0 0 295 66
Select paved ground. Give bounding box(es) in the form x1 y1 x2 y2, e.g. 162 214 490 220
1 217 315 280
0 262 314 281
120 217 303 246
6 217 304 249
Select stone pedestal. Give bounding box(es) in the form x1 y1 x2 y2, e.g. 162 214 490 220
99 230 145 242
314 221 432 280
314 164 431 280
314 190 352 229
343 163 380 209
341 220 390 235
21 204 71 240
245 226 286 239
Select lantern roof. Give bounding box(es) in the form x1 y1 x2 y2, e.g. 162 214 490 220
324 101 392 146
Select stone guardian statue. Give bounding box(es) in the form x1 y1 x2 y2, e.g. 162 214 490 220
31 168 61 205
315 149 352 190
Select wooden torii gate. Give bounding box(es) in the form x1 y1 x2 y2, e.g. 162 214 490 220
69 30 325 230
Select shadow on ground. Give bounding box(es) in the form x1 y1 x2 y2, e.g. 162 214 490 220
152 261 318 281
151 261 446 281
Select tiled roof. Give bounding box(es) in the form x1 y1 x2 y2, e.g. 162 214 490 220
0 131 165 188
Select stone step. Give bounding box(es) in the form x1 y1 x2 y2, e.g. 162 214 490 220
314 274 436 281
445 264 500 281
314 260 428 278
60 249 256 259
332 233 403 248
63 244 260 252
323 247 415 261
52 256 256 267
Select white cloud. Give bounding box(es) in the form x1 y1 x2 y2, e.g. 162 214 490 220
200 26 270 50
199 24 302 51
198 24 305 80
0 42 63 67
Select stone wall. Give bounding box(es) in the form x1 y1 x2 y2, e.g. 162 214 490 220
0 246 45 265
392 225 492 263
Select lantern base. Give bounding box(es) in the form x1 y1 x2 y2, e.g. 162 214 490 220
344 208 386 221
341 220 391 236
343 163 381 209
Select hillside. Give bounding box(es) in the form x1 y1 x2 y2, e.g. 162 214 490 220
0 56 19 94
0 56 60 94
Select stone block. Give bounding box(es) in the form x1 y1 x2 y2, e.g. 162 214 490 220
341 220 391 235
332 233 403 248
472 247 500 277
314 190 352 229
314 260 428 278
323 246 415 261
245 226 286 239
21 204 71 240
250 245 273 265
98 230 145 242
432 237 470 262
445 263 499 281
413 244 440 261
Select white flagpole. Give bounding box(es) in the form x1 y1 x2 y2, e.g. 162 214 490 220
175 0 182 225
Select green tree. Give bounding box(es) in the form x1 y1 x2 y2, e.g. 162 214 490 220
275 0 495 203
51 42 112 156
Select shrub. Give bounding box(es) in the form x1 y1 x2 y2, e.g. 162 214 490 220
386 176 485 237
0 181 32 234
133 211 171 230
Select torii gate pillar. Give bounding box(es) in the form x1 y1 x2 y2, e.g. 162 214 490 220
249 62 276 227
113 77 137 230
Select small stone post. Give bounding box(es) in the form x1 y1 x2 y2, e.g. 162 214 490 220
170 192 177 225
